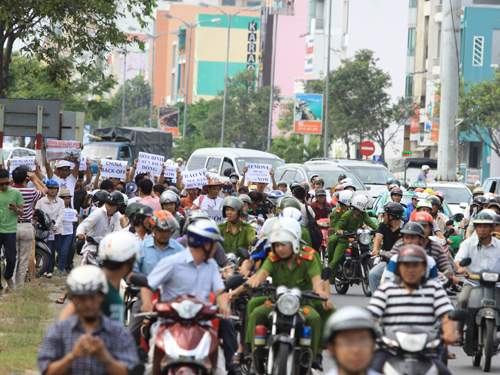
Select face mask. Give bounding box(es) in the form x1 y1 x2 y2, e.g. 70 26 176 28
230 178 238 184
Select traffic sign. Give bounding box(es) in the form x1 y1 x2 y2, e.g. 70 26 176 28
360 141 375 157
402 151 412 157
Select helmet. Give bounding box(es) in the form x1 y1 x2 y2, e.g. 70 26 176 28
278 196 302 211
187 219 225 246
389 184 399 191
416 199 432 210
222 181 233 193
310 173 319 182
386 178 396 184
343 182 356 191
412 192 419 199
338 190 355 206
351 195 369 212
412 211 434 226
334 184 344 192
268 218 301 254
423 188 434 195
268 190 285 206
290 179 299 186
390 187 403 196
418 192 430 200
280 207 303 224
414 188 425 193
492 214 500 225
421 165 430 171
427 196 441 207
475 181 481 187
184 210 213 234
106 191 125 206
485 197 497 205
473 211 495 225
472 196 487 207
398 245 427 264
314 178 325 186
168 186 180 195
160 190 181 210
400 222 426 238
277 180 287 187
383 202 405 217
341 178 354 185
150 210 180 231
238 194 252 205
46 179 60 189
125 202 144 219
136 204 154 218
221 197 244 218
315 188 327 196
98 232 140 262
92 190 110 207
434 191 444 200
67 265 108 295
290 182 301 191
229 171 239 179
324 307 375 343
338 174 347 180
473 187 484 196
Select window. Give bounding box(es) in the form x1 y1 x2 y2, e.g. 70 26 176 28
206 157 222 174
491 30 500 66
437 24 441 58
222 158 234 176
247 1 261 6
407 27 416 56
469 142 482 169
405 75 413 98
222 0 236 5
119 146 130 159
473 36 484 66
186 156 206 170
409 0 418 7
280 170 297 183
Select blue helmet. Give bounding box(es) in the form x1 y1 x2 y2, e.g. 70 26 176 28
290 180 299 186
46 179 60 189
267 190 285 206
386 178 396 184
187 219 225 247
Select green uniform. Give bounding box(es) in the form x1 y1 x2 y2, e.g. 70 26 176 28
326 205 349 280
218 220 255 254
301 226 313 248
329 210 377 282
245 248 330 357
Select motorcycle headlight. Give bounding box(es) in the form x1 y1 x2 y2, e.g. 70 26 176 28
359 232 371 245
277 294 300 316
171 300 203 319
395 332 427 352
276 285 289 297
482 272 499 282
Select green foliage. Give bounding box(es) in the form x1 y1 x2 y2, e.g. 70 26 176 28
0 0 156 96
269 134 323 163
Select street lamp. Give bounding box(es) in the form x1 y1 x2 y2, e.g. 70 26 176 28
163 13 221 140
199 2 262 147
128 25 179 128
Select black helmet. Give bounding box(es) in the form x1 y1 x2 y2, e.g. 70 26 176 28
472 196 487 207
338 173 347 180
136 204 154 218
107 191 125 206
384 201 405 217
427 196 441 207
400 222 426 238
485 197 497 205
390 187 403 196
125 202 144 219
314 177 325 186
290 182 301 191
92 190 110 207
315 188 327 196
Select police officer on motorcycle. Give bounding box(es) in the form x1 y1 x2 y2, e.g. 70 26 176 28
219 197 255 254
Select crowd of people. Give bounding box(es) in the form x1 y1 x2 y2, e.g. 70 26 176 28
0 149 498 375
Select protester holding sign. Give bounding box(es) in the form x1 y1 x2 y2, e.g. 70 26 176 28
55 190 78 276
93 162 123 191
192 178 224 210
8 157 36 173
240 165 278 195
135 152 165 177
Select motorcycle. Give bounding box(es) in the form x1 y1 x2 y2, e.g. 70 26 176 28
247 268 331 375
377 309 466 375
123 277 142 327
81 235 102 266
33 209 54 278
317 218 329 267
130 274 244 375
456 257 500 372
335 228 375 297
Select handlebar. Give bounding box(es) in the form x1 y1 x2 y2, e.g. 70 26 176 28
243 283 327 301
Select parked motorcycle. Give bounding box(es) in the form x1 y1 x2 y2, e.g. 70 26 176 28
456 257 500 372
317 218 329 267
247 268 331 375
335 228 375 297
33 209 54 277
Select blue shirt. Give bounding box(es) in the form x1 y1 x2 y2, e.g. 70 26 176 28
147 248 225 302
416 171 427 182
134 237 185 276
406 201 415 221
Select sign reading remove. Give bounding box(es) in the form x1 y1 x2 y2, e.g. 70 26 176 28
245 163 271 184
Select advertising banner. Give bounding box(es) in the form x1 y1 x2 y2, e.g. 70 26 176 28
294 94 323 135
158 107 180 137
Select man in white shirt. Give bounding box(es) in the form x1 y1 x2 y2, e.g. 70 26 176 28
191 178 224 210
44 159 78 206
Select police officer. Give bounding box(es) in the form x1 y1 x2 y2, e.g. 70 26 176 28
218 197 255 254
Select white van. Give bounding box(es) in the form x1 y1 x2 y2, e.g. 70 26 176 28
186 148 285 180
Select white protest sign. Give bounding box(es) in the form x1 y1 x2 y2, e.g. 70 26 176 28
245 163 272 184
186 209 224 224
69 153 87 171
46 140 81 163
136 152 165 177
63 209 79 222
100 159 128 179
164 166 178 179
8 157 36 172
182 168 208 189
207 172 220 180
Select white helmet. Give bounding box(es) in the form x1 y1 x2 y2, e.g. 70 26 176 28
389 184 399 191
422 165 430 171
338 190 355 206
351 194 369 212
121 192 128 206
341 178 354 185
99 232 140 262
268 217 301 254
280 207 303 224
417 192 430 200
67 265 109 295
56 160 72 169
160 190 181 210
416 199 432 210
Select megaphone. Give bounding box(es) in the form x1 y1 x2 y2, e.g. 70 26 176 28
125 181 137 194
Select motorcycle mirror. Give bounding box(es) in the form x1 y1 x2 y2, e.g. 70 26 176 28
225 275 245 291
445 219 454 226
459 257 472 267
446 228 456 236
448 309 467 322
366 209 376 218
129 274 151 289
321 267 332 281
236 247 250 260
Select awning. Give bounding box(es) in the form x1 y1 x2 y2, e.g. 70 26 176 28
414 146 430 152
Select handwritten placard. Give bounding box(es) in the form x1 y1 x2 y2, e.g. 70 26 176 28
100 159 128 179
46 140 81 163
182 168 208 189
186 209 224 224
8 157 36 172
63 209 79 222
245 163 272 184
136 152 165 177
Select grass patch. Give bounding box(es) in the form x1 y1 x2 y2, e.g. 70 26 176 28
0 279 64 374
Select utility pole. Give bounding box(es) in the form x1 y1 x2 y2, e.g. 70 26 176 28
323 0 333 158
122 52 126 127
267 12 278 150
437 0 461 181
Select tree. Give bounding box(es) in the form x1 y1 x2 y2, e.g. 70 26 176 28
458 68 500 159
269 134 323 163
0 0 155 97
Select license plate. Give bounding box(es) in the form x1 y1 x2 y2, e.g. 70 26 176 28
482 299 496 307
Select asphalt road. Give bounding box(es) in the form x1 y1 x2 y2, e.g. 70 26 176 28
321 284 500 375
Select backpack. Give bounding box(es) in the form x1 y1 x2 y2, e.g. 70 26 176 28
305 206 323 251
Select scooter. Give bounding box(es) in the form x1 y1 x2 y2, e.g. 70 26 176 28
131 274 244 375
317 218 329 267
81 235 102 266
33 209 54 277
456 257 500 372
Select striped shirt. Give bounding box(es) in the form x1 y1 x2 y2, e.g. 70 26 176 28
390 238 452 274
11 183 43 221
368 279 453 329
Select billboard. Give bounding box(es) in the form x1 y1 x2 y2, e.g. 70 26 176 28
293 93 323 135
158 107 180 137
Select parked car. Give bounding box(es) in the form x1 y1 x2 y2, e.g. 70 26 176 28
2 147 37 161
425 182 472 215
482 176 500 195
306 159 397 198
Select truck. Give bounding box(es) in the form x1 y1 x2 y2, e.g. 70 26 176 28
83 127 173 173
391 157 438 187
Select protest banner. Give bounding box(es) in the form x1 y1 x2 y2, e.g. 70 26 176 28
136 152 165 177
186 209 224 224
46 140 81 163
245 163 272 183
8 156 36 172
100 159 128 179
63 209 79 222
182 168 208 189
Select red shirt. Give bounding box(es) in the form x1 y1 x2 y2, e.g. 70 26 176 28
310 201 333 220
12 183 43 221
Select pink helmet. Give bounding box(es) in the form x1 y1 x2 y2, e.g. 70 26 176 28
434 191 444 201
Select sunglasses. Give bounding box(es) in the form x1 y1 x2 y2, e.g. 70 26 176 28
0 182 9 186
